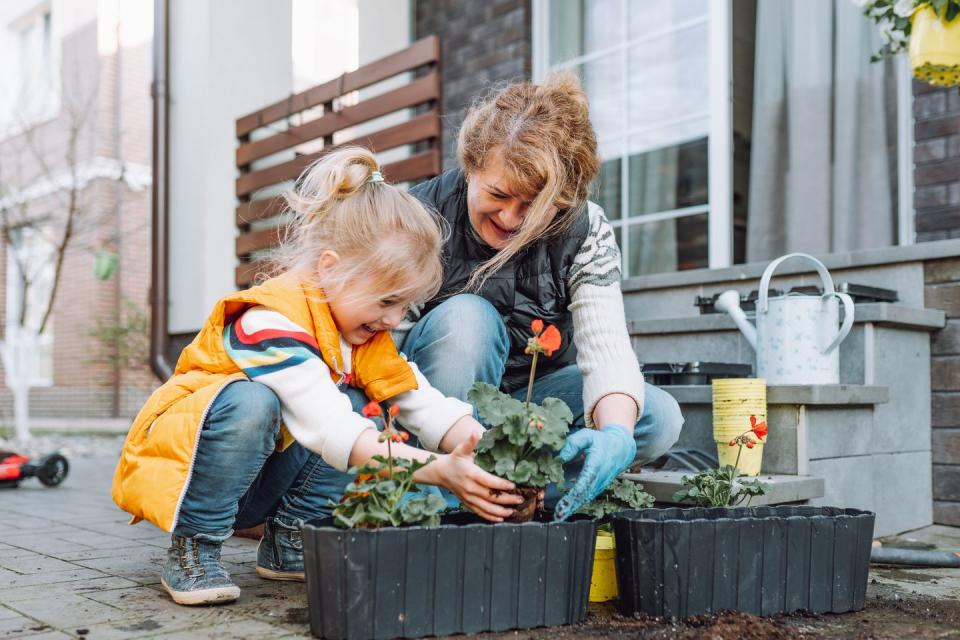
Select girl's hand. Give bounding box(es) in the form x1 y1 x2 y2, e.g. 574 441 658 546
438 414 487 453
433 432 523 522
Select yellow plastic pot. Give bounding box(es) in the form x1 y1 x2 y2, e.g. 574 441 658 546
712 379 766 476
589 530 617 602
910 5 960 87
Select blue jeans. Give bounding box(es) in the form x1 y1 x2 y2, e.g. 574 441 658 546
173 380 368 540
401 294 685 508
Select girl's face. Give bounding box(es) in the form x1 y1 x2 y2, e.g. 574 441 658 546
466 154 558 250
326 278 408 346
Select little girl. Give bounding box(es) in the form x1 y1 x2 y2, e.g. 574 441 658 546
112 147 522 606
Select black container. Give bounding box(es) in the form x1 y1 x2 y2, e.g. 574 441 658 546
612 506 875 618
641 362 753 386
302 513 597 640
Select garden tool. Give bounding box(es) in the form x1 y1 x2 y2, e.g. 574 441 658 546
714 253 854 385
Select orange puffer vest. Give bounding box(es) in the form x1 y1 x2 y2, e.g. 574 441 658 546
111 273 417 532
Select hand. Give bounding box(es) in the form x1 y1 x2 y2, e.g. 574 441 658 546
554 424 637 521
433 432 523 522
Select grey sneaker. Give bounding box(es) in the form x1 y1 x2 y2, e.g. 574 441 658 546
256 516 305 581
161 534 240 606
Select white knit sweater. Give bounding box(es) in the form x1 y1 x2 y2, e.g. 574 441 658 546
395 202 645 429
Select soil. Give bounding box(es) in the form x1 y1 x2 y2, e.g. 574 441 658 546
504 485 542 523
467 593 960 639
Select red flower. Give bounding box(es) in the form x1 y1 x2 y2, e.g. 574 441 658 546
752 420 769 440
531 319 544 335
400 431 410 442
728 439 737 447
389 404 400 417
745 440 755 449
536 325 562 356
361 401 381 418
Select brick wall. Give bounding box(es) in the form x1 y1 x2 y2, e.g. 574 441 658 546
0 20 157 424
414 0 531 168
925 258 960 526
914 83 960 241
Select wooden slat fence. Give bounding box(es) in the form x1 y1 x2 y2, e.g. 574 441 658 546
234 36 442 287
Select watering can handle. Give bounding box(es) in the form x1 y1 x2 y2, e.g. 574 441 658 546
822 292 855 355
757 253 836 314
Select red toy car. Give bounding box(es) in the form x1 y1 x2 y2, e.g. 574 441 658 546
0 451 69 487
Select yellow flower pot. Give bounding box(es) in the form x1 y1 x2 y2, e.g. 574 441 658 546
589 530 618 602
712 379 766 477
910 5 960 87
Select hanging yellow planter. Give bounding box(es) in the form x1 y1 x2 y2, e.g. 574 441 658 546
910 5 960 87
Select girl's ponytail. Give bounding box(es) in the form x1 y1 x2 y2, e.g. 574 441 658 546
270 146 444 307
284 147 381 222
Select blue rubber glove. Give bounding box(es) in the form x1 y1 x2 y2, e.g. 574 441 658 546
554 424 637 521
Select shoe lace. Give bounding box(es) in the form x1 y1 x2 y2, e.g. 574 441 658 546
176 537 206 579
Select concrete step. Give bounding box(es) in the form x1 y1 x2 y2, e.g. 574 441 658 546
622 470 825 506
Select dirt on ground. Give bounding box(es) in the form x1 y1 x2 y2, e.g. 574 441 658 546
462 587 960 640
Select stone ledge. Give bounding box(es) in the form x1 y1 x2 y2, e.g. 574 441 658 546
663 384 889 405
621 238 960 293
622 470 825 506
627 303 945 335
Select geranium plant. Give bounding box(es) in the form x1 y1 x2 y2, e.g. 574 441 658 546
673 416 769 508
856 0 960 61
577 478 654 524
467 319 572 522
332 401 446 528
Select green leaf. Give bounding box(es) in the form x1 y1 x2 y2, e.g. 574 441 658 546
494 457 516 477
512 460 537 484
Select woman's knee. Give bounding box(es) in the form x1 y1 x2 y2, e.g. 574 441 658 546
635 384 684 460
416 294 509 357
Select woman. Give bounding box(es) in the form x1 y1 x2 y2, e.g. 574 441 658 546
399 73 684 520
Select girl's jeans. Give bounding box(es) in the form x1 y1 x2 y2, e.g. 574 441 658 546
174 294 684 538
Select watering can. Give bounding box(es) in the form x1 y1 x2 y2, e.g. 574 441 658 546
714 253 854 385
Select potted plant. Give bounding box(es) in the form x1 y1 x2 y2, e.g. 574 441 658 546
468 319 571 522
857 0 960 86
301 322 597 640
674 417 770 507
576 478 654 603
613 418 875 618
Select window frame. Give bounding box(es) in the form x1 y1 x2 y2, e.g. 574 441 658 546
532 0 916 274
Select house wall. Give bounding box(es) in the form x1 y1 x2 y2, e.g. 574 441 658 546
914 83 960 242
0 5 156 422
414 0 531 168
925 257 960 526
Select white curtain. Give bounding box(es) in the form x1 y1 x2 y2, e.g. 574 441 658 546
747 0 896 261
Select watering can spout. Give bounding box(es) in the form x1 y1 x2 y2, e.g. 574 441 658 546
715 290 757 350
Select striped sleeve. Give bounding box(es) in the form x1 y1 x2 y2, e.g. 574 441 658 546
223 306 375 472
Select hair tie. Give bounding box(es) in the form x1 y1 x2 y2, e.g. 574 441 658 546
367 171 384 184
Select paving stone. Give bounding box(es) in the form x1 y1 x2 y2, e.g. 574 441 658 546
5 594 134 628
0 576 140 604
0 614 55 638
0 555 86 575
0 566 111 589
146 618 307 639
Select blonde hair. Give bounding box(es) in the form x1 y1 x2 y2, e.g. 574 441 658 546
458 71 600 290
272 146 444 305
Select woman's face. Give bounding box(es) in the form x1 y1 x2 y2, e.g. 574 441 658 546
466 154 558 249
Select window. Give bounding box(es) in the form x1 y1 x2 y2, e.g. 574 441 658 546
533 0 913 277
5 4 58 128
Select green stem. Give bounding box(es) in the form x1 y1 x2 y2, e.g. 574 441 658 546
526 352 539 407
734 442 743 471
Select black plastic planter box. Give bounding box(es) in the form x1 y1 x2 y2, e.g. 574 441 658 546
302 513 597 640
612 506 875 618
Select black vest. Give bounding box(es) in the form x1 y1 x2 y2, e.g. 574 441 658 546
410 170 590 391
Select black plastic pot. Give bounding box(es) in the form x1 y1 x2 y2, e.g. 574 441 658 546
302 512 597 640
612 506 875 618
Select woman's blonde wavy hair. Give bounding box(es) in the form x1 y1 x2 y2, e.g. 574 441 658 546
458 71 600 290
271 146 444 306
